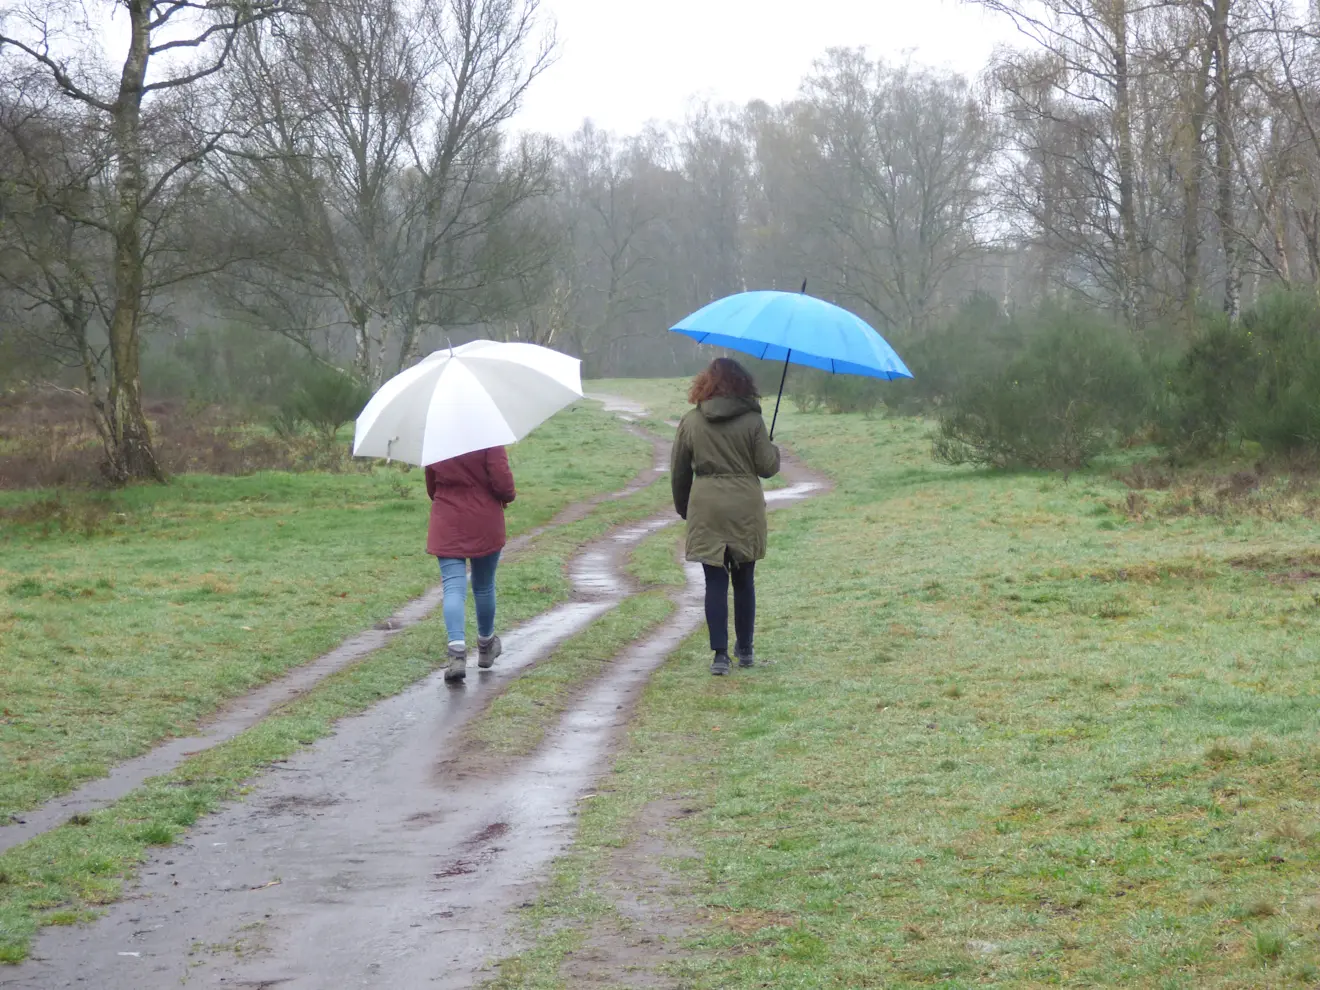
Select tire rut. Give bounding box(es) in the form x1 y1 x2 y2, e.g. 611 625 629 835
0 404 666 857
0 398 829 989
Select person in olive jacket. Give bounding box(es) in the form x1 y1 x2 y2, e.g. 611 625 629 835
425 446 516 683
671 358 781 676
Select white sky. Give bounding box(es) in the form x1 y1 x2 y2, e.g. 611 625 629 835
70 0 1020 135
514 0 1022 137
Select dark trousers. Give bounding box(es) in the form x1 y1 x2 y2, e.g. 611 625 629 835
702 559 755 654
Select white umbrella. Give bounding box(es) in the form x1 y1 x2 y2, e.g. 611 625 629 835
352 339 583 466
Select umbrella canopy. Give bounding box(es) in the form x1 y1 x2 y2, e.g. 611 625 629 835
669 289 912 437
670 290 912 381
352 339 582 467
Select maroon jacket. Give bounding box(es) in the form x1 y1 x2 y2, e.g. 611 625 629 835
424 447 516 559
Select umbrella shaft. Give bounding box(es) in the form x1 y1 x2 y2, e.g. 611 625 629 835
770 349 791 441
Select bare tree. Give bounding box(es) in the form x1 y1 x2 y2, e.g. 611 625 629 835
0 70 110 401
1 0 291 481
217 0 555 386
1238 0 1320 285
673 104 749 303
799 51 997 334
525 121 673 374
971 0 1159 329
740 98 834 294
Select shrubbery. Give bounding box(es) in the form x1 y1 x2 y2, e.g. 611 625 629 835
277 365 371 444
789 370 888 415
143 324 307 409
911 289 1320 472
0 390 354 489
779 292 1021 419
895 293 1019 412
1165 292 1320 459
1162 320 1256 457
152 324 369 455
2 331 371 487
931 308 1151 470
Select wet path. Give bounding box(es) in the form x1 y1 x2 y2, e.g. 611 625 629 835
0 409 667 856
1 399 826 989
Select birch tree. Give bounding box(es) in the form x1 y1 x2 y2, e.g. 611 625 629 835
1 0 290 481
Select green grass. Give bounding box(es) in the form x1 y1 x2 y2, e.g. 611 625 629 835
484 830 625 990
466 592 676 761
589 378 792 498
0 610 452 964
627 524 686 588
495 382 1320 989
591 378 689 424
0 403 647 820
0 446 685 964
492 479 673 610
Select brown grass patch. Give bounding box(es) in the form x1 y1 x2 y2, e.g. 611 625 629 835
723 909 798 935
1085 559 1220 584
1113 458 1320 521
1114 461 1175 491
191 574 238 595
1229 550 1320 572
0 389 352 489
0 493 127 536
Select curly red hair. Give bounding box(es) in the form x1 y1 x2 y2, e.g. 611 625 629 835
688 357 759 405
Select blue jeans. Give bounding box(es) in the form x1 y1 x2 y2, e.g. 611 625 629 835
438 552 501 644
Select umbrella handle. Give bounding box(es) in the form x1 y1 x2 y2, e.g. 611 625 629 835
769 279 805 442
769 349 791 441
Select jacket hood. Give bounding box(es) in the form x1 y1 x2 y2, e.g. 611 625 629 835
698 395 762 423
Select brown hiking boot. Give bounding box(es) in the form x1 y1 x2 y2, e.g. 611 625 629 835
478 634 502 669
444 644 467 683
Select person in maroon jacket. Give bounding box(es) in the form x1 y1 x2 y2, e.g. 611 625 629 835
425 446 517 683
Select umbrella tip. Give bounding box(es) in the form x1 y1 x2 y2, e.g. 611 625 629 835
800 278 808 294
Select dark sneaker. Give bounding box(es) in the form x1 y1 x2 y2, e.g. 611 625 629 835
477 635 502 669
735 645 756 668
444 645 467 683
710 652 731 676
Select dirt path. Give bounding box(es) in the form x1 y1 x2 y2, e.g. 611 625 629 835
0 412 667 857
583 392 650 422
1 398 826 989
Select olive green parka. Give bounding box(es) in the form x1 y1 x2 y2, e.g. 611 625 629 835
671 395 781 566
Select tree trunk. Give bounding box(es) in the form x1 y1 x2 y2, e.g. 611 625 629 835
1211 0 1241 322
397 323 422 372
1180 41 1213 329
349 299 377 385
69 294 115 452
105 0 164 483
397 299 428 372
1299 206 1320 282
1270 189 1291 284
1113 0 1142 332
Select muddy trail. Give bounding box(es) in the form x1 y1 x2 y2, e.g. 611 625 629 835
0 403 666 858
1 398 826 990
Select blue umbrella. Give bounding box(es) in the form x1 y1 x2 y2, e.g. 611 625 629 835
669 284 912 438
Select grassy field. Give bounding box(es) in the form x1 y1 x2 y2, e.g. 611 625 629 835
464 592 676 763
0 404 682 963
0 402 648 820
7 375 1320 984
497 383 1320 988
592 377 691 423
0 504 683 964
461 502 687 765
